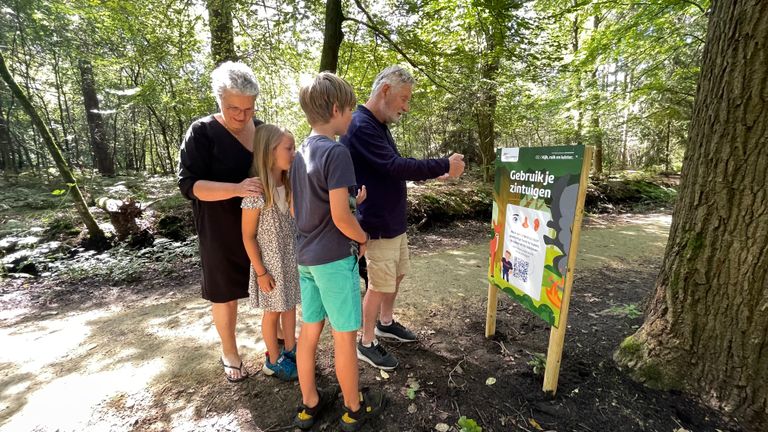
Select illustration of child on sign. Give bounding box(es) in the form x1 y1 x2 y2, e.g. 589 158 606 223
489 221 501 278
501 250 512 282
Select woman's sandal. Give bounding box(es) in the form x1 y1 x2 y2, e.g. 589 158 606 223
220 357 250 383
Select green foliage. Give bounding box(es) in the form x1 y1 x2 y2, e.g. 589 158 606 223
406 388 416 399
150 194 188 214
0 181 63 214
457 416 482 432
58 240 198 284
590 177 677 211
407 180 493 225
626 181 677 204
61 254 148 284
497 282 557 326
527 352 547 376
1 0 708 180
404 377 421 399
45 217 81 239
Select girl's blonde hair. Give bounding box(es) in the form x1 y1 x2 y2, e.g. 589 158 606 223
249 124 293 209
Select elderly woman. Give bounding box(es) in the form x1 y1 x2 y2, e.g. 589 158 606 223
178 61 264 382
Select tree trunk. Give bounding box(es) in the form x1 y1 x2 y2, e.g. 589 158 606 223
475 2 507 183
206 0 237 65
53 55 72 165
146 105 174 174
476 59 498 182
147 112 157 174
614 2 768 429
621 68 631 169
129 107 138 172
571 3 583 144
61 69 79 167
16 15 42 172
78 59 114 176
665 119 671 172
0 100 14 174
19 142 32 170
591 108 602 174
320 0 344 73
0 52 107 244
590 15 603 174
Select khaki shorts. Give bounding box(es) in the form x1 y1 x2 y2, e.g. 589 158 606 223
365 233 410 293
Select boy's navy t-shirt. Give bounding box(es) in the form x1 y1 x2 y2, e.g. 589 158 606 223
290 135 357 266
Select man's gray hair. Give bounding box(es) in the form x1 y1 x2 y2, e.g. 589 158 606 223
371 65 416 95
211 61 260 104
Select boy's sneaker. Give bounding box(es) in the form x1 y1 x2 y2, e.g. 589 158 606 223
262 353 298 381
357 340 398 370
281 345 296 362
294 386 339 430
375 320 417 342
339 388 387 432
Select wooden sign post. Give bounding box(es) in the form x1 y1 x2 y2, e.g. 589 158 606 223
485 146 593 396
541 146 592 394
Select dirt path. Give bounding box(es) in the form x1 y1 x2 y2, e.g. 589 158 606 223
0 214 742 432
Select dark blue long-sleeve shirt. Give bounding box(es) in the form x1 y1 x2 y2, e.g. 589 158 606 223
340 105 450 238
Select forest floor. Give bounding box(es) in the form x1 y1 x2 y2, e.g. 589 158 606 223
0 212 745 432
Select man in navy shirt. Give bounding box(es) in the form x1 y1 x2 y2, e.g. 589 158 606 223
341 66 465 370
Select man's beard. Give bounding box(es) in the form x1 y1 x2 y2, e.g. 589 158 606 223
386 111 403 125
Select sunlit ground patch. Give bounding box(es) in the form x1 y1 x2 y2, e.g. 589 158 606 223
0 309 110 372
1 360 163 431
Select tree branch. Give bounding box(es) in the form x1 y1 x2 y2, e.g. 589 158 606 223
679 0 706 14
347 0 452 94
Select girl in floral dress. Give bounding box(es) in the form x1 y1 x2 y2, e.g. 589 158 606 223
241 124 301 381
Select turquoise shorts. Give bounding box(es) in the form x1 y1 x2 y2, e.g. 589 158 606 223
299 255 361 332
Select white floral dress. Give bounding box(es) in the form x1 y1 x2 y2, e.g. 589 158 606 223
241 186 300 311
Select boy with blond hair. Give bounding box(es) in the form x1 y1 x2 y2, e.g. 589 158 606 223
291 72 386 431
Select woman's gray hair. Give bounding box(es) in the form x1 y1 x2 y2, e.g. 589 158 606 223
211 61 260 104
371 65 416 95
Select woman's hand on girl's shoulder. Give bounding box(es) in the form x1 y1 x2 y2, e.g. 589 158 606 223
237 177 264 197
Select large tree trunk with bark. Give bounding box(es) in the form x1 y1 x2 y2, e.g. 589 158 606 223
614 2 768 430
0 52 107 244
206 0 237 65
320 0 344 73
78 59 114 176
